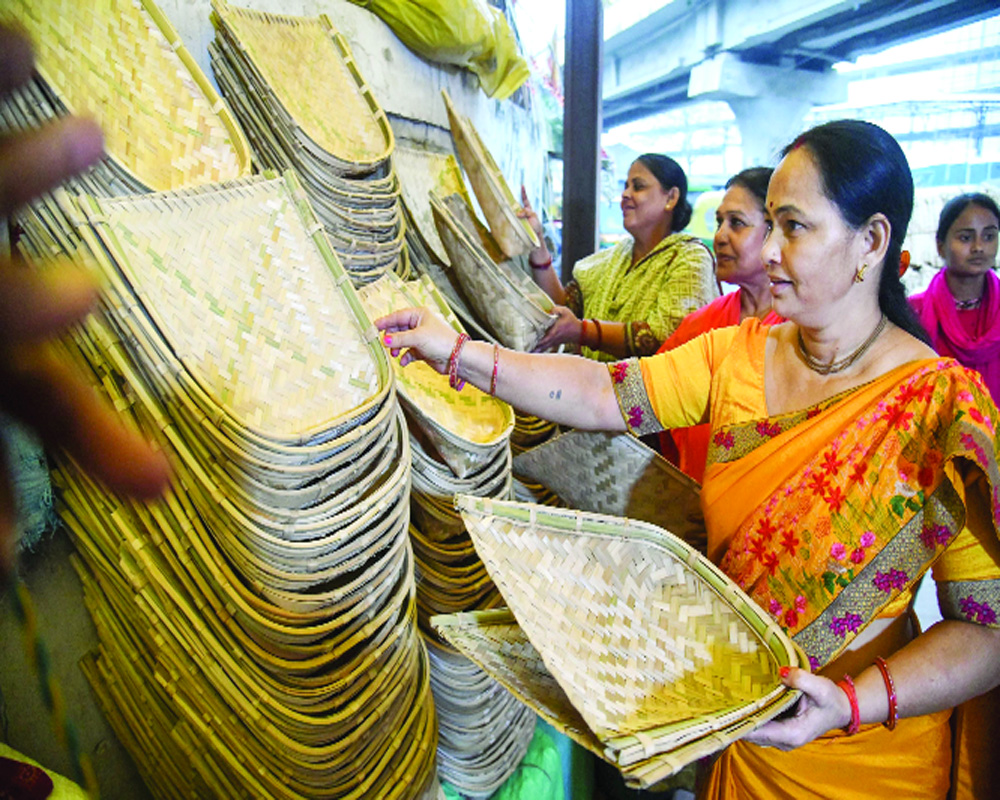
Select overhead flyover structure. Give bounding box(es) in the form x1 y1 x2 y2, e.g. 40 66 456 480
602 0 1000 165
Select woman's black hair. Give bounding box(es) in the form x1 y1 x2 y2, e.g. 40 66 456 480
781 119 930 345
636 153 692 232
935 193 1000 245
724 166 773 209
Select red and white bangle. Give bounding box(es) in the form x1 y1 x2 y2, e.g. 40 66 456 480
873 657 898 730
837 675 861 736
448 333 471 391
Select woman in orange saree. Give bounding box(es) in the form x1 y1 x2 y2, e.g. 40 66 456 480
377 120 1000 798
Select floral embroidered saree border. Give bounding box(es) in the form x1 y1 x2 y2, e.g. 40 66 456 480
608 358 661 437
794 477 966 669
712 363 1000 669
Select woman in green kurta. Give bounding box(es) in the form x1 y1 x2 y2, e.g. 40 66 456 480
520 154 717 362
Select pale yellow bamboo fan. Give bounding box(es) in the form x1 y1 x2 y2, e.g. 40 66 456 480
0 0 250 190
435 497 804 787
442 90 538 257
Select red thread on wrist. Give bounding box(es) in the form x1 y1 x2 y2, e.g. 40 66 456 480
873 657 898 730
837 675 861 736
490 344 500 397
448 333 470 391
530 255 553 270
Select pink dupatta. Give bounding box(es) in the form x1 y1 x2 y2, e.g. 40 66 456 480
912 269 1000 403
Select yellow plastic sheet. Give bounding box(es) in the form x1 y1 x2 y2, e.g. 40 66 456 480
348 0 529 100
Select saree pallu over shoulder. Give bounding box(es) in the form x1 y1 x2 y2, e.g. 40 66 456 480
705 359 1000 671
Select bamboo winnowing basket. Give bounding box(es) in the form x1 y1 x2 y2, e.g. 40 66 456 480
395 145 475 266
0 0 250 190
441 90 538 257
434 497 805 787
74 172 390 449
430 192 555 352
211 0 393 175
356 272 513 477
512 429 707 550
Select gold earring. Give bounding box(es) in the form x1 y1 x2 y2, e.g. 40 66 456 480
854 263 868 284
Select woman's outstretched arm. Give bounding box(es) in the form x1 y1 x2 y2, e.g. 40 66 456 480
376 307 627 432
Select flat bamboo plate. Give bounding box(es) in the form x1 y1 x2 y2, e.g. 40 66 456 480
211 0 393 173
0 0 250 190
434 497 805 787
441 90 537 257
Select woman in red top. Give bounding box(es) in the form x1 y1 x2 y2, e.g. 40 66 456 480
657 167 784 481
910 193 1000 403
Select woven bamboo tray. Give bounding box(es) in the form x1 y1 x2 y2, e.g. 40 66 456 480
431 192 555 352
0 0 250 191
512 430 707 551
396 145 475 266
211 0 393 175
441 90 538 257
357 272 514 477
433 497 805 787
74 172 391 451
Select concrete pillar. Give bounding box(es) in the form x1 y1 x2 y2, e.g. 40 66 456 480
562 0 603 281
688 53 847 167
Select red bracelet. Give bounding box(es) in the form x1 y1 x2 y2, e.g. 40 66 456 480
836 675 861 736
448 333 470 391
579 319 588 347
592 319 603 351
873 657 898 730
529 255 553 270
489 344 500 397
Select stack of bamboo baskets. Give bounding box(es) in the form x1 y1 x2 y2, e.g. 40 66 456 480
356 273 536 796
1 1 441 796
209 0 407 285
54 172 439 798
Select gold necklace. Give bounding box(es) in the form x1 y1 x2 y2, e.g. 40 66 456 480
796 315 887 375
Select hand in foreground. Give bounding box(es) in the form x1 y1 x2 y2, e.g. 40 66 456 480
533 305 583 353
375 307 463 373
0 25 170 579
742 668 851 751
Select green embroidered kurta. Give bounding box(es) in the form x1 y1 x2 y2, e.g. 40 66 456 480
570 233 716 361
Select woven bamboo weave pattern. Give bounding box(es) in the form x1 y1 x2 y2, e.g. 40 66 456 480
431 192 555 352
0 0 249 190
446 497 802 774
441 90 537 257
512 430 706 547
86 173 383 438
212 0 392 169
396 146 472 266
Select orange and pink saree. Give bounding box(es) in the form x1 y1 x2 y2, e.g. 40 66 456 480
610 319 1000 799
